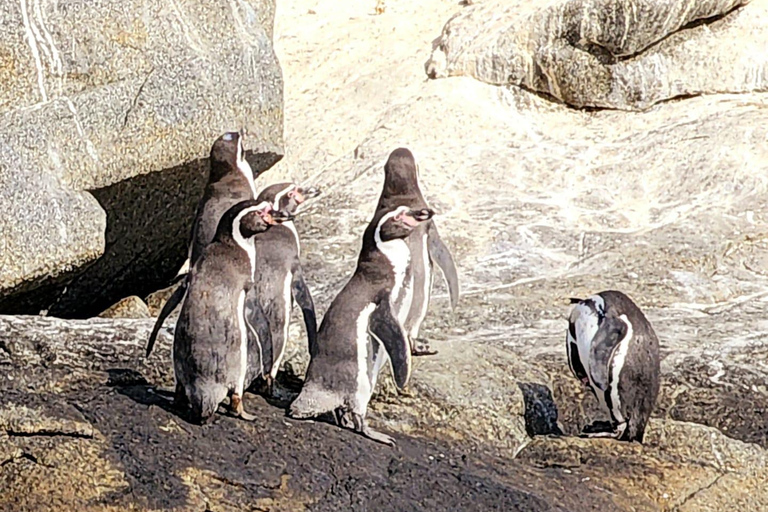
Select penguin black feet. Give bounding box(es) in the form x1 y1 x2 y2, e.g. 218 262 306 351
410 338 438 357
229 393 257 421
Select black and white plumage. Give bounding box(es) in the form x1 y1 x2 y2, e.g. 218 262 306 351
146 131 259 358
288 205 435 446
173 199 290 424
375 148 459 356
250 182 320 389
566 290 660 443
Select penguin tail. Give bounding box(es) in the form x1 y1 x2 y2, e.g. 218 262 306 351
288 386 339 420
189 383 227 424
568 297 582 304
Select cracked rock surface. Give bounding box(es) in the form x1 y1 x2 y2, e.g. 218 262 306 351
425 0 768 110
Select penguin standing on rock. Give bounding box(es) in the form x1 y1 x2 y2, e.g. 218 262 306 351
375 148 459 356
173 199 291 424
566 290 660 443
289 205 436 445
250 182 321 392
146 131 259 358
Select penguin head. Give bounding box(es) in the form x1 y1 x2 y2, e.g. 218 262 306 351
257 183 322 216
209 131 256 185
214 199 294 244
382 147 420 197
376 205 434 242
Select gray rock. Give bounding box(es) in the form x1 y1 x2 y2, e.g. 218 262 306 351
1 309 766 510
425 0 768 110
0 0 283 316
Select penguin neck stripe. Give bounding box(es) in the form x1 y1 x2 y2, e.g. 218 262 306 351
232 205 266 279
273 184 294 210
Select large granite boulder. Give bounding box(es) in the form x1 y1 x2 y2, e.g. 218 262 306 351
425 0 768 110
0 0 283 317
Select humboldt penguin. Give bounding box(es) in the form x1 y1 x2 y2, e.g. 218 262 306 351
375 148 459 356
289 205 435 446
251 182 321 390
566 290 661 443
146 131 258 357
173 199 290 424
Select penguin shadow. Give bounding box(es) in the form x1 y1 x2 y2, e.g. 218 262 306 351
105 368 193 422
107 367 306 425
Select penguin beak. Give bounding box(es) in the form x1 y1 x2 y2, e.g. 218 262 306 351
271 209 295 223
407 208 434 222
300 186 321 199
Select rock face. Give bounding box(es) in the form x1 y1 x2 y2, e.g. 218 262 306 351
3 0 768 509
0 0 283 317
425 0 768 110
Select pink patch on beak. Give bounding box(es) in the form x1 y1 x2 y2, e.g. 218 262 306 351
398 213 420 227
288 188 305 204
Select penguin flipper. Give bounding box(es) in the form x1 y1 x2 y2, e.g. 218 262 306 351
427 222 459 309
245 287 273 379
145 278 188 358
291 265 318 357
588 315 629 391
368 297 412 389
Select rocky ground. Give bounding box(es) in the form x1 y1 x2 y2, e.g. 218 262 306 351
3 0 768 510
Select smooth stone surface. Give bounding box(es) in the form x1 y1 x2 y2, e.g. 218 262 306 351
0 0 284 316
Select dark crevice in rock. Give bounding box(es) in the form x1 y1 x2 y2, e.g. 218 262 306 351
122 68 155 130
6 429 93 439
612 5 747 63
673 472 726 510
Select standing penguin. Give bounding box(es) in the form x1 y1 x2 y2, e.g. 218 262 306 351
289 205 436 445
146 131 258 357
566 290 660 442
251 182 321 390
173 199 290 424
375 148 459 356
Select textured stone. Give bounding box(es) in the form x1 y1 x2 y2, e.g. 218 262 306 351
1 309 767 510
425 0 768 110
0 0 283 316
98 295 150 319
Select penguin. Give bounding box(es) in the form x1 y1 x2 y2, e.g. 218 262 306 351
250 182 321 390
566 290 661 443
375 148 459 356
146 131 258 358
173 199 290 424
288 205 435 446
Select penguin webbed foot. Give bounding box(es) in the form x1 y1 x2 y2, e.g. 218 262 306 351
348 411 395 447
229 393 257 421
410 338 438 357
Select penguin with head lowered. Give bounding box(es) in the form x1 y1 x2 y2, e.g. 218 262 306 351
250 182 321 392
146 131 259 358
566 290 660 442
173 199 291 423
289 205 435 445
375 148 459 356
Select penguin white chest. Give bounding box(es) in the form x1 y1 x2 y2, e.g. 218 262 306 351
571 301 608 411
377 238 412 323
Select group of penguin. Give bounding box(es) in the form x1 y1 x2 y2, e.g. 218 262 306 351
145 131 661 446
